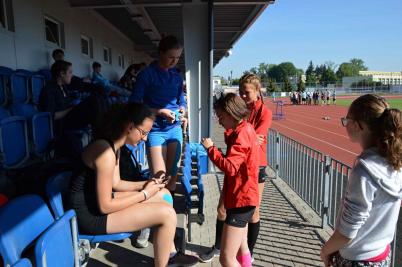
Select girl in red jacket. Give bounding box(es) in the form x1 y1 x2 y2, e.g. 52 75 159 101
201 93 259 267
239 74 272 255
200 75 272 264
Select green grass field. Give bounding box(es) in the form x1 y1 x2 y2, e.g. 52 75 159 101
336 98 402 110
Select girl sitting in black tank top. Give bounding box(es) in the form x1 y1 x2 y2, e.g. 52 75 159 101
68 103 198 267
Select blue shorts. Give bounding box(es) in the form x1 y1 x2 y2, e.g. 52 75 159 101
146 126 183 176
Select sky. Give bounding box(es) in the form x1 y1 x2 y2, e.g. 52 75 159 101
213 0 402 79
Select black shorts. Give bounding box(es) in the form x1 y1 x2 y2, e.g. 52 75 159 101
258 166 268 183
69 193 107 235
225 206 256 228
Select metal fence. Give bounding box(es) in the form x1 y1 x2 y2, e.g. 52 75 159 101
267 129 399 266
268 129 350 228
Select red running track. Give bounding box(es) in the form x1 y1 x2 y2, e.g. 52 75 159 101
266 100 361 166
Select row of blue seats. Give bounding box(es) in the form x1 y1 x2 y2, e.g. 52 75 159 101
0 192 79 267
0 113 53 169
0 65 131 169
0 139 151 267
180 142 207 242
0 66 53 169
0 66 47 109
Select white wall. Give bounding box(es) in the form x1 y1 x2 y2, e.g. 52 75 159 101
0 0 151 80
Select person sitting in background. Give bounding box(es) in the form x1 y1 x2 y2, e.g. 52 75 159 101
119 63 145 91
52 49 91 83
92 62 131 97
51 49 103 96
39 60 107 136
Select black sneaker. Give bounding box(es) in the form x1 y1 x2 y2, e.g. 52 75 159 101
168 252 199 267
199 246 220 263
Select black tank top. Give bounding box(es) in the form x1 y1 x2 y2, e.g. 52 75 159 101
70 139 118 195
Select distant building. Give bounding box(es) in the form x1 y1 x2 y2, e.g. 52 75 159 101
342 71 402 88
359 71 402 85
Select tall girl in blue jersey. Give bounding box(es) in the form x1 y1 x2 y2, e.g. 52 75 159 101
130 36 186 192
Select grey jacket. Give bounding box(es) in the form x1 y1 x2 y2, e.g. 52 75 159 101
336 148 402 260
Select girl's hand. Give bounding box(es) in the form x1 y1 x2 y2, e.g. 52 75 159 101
320 248 334 267
257 134 265 145
159 109 175 123
143 180 165 199
201 138 214 149
179 107 185 114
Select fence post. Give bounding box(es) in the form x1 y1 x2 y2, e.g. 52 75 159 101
391 230 396 267
275 133 280 179
321 155 331 228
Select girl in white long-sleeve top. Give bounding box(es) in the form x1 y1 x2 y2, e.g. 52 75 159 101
321 94 402 267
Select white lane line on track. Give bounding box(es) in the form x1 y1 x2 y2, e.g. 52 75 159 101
283 118 349 139
272 122 359 156
281 110 342 127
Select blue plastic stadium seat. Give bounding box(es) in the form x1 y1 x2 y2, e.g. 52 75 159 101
11 72 31 104
32 112 53 155
35 210 79 267
0 66 13 106
196 148 208 175
31 74 45 105
15 69 32 76
37 69 52 82
0 116 29 169
0 107 10 122
0 195 54 266
10 103 37 120
46 172 132 243
11 258 32 267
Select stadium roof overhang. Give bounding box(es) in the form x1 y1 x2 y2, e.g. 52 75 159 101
69 0 274 68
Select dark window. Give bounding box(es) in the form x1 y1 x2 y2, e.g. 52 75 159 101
0 0 14 31
103 47 111 64
0 0 5 29
45 17 60 46
81 36 89 55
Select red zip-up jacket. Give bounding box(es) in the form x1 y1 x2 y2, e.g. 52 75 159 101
207 120 259 209
247 98 272 167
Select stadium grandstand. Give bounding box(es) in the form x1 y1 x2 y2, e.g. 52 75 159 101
0 1 401 267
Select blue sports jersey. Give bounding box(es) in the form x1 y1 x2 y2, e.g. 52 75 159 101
129 61 187 131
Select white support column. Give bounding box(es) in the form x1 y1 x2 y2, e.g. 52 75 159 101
183 0 213 143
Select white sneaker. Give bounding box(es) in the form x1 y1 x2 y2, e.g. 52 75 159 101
135 228 150 248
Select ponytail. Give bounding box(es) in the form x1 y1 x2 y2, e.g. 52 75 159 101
377 108 402 170
349 94 402 170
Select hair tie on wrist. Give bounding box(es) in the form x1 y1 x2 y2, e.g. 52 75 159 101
142 190 149 200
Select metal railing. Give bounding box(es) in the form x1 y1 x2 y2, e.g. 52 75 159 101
268 129 350 227
267 129 399 266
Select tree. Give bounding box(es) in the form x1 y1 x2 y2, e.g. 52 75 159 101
249 67 258 75
232 78 240 85
336 63 355 80
321 67 337 86
336 58 368 80
315 64 326 83
350 58 368 71
257 62 270 82
283 77 293 92
297 78 305 92
266 79 277 93
278 62 298 76
268 64 287 82
305 61 316 86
